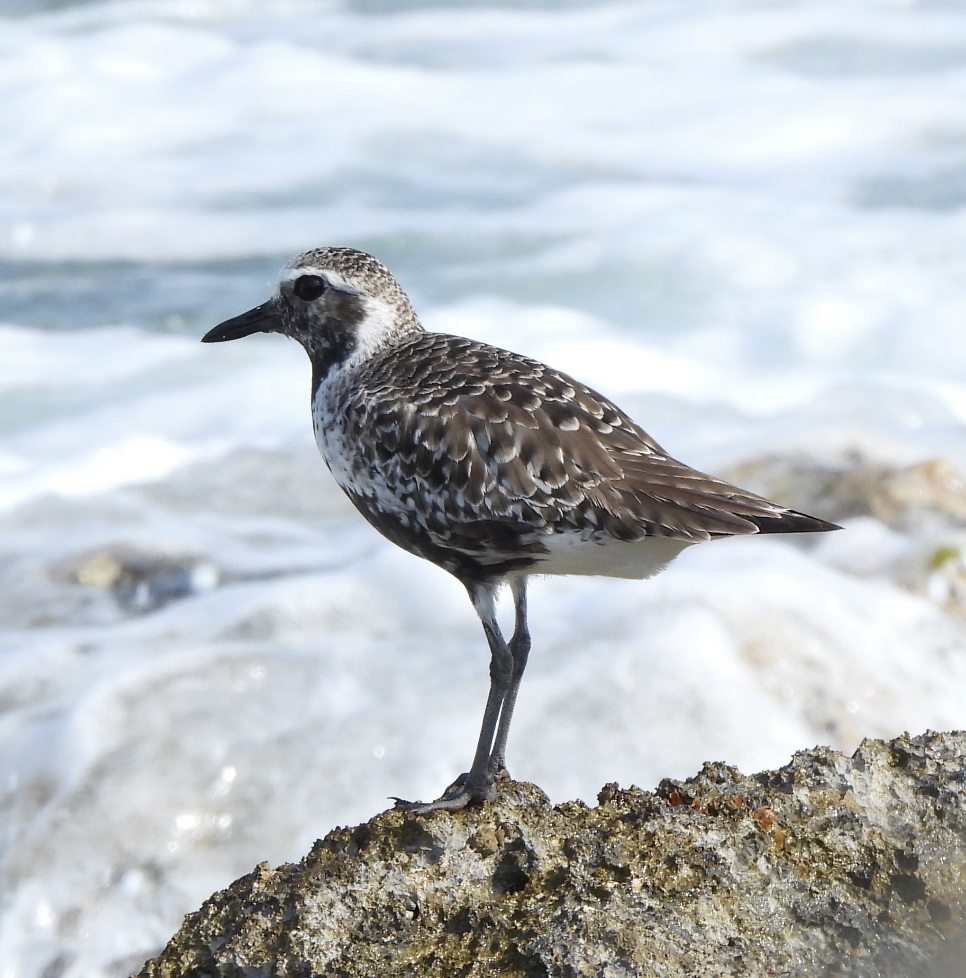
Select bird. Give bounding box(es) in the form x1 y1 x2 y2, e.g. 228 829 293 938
202 246 839 814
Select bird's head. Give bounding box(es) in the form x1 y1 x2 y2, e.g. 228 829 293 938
201 247 422 376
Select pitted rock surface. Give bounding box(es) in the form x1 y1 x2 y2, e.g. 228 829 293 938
139 732 966 977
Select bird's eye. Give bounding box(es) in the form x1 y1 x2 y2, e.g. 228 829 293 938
293 275 327 301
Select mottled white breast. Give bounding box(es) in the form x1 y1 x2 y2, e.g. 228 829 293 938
311 372 367 494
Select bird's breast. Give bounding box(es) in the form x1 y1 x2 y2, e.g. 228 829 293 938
311 379 368 494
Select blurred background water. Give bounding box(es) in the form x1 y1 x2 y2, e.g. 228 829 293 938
4 0 966 974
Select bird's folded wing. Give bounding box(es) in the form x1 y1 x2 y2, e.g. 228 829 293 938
353 335 837 545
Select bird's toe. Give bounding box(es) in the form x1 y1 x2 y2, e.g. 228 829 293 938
408 774 496 815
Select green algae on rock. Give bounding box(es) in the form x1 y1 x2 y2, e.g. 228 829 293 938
139 731 966 978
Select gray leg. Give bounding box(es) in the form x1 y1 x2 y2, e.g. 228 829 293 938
411 583 513 814
488 576 530 777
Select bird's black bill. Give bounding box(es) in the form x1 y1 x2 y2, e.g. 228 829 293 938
201 301 281 343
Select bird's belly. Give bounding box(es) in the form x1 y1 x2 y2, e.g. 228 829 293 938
529 532 694 581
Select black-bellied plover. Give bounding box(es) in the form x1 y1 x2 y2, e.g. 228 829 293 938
202 247 839 813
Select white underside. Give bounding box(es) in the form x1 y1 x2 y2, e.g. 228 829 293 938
520 533 695 581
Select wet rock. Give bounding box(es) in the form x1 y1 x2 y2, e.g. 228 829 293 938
66 547 219 614
728 453 966 618
139 731 966 978
727 454 966 533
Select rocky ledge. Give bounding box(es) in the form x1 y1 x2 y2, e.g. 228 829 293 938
140 732 966 978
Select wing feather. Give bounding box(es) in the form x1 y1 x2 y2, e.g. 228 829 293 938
343 333 838 562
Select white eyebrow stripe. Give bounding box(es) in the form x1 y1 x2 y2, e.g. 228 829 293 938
279 266 356 293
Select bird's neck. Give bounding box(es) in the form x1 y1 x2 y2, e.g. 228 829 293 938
309 314 424 401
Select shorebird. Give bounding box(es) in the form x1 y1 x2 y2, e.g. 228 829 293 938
202 247 839 813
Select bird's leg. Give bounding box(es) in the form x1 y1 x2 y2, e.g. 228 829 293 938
487 576 530 779
410 583 513 814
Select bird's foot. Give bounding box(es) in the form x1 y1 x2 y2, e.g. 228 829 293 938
407 772 497 815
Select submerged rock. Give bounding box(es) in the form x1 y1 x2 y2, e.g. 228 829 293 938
67 546 219 614
139 732 966 978
726 453 966 620
725 454 966 533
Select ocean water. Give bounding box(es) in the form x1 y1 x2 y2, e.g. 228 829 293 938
3 0 966 974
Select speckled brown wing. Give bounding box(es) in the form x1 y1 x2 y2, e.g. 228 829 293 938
336 333 833 576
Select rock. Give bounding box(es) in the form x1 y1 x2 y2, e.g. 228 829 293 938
65 546 219 614
138 732 966 978
726 453 966 618
725 454 966 533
